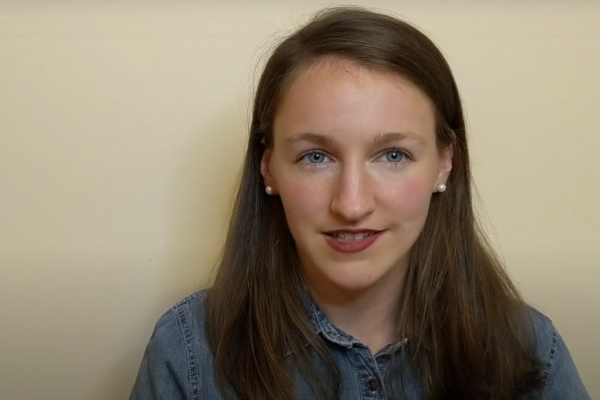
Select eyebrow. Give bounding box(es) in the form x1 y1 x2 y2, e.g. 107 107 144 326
285 131 424 145
373 131 424 144
285 132 333 146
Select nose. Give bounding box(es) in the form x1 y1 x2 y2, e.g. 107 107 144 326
330 163 375 223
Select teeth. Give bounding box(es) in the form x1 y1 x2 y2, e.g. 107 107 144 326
333 232 372 242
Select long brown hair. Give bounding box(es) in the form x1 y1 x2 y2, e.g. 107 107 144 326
206 6 543 400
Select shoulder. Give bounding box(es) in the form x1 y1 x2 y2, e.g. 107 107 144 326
129 290 214 400
172 289 209 312
525 305 590 399
169 289 210 326
526 305 556 360
152 290 209 344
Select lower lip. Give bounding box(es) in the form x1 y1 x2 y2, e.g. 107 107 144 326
324 231 383 253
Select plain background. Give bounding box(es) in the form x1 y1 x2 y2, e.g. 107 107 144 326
0 1 598 399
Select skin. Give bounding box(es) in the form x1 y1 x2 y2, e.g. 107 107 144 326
261 58 453 353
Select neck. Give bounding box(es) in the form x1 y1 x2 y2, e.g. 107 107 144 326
306 264 407 354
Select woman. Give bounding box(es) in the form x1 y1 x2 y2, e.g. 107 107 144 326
129 7 590 400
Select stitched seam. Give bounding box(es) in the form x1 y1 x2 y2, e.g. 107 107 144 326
176 299 201 400
541 327 559 396
347 349 368 399
174 291 203 308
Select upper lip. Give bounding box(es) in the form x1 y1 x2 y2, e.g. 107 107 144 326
324 228 383 235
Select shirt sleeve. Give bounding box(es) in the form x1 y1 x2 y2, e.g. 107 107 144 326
129 308 190 400
542 325 591 400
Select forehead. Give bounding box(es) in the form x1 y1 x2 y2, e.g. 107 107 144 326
273 58 437 144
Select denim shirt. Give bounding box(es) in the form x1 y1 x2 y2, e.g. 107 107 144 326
129 291 590 399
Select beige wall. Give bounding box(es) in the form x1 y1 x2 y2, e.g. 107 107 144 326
0 2 598 399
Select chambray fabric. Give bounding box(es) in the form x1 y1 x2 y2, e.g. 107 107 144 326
129 291 590 400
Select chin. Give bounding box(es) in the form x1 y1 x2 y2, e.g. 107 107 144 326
322 264 385 293
299 248 402 294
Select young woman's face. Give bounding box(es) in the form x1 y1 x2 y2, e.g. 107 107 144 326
261 58 452 296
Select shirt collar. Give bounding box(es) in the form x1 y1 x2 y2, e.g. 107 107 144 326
306 294 408 356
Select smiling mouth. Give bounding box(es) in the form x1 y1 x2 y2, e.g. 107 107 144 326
327 232 376 242
323 230 384 253
324 229 384 241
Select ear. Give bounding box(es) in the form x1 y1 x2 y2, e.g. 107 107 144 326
260 148 277 193
436 144 453 186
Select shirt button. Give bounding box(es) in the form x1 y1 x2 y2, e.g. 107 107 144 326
367 377 380 391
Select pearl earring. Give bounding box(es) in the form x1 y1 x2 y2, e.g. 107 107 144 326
437 183 447 193
265 185 273 195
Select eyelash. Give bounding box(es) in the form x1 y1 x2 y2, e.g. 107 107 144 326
298 148 413 168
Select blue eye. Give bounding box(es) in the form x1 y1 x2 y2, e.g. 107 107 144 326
302 152 329 164
384 150 406 163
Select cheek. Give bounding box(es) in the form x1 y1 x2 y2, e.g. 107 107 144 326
382 176 433 220
278 178 328 222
